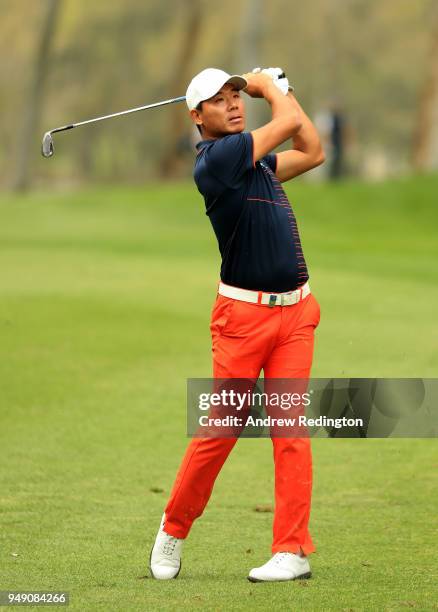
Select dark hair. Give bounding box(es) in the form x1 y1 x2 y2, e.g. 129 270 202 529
195 102 203 135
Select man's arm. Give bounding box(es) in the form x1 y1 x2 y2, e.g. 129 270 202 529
274 92 325 182
242 73 303 163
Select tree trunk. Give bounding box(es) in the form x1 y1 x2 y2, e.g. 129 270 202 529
159 0 202 178
237 0 263 131
12 0 62 191
412 11 438 171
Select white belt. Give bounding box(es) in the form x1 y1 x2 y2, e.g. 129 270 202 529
218 281 310 307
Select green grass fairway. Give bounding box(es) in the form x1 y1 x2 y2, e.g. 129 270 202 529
1 176 437 611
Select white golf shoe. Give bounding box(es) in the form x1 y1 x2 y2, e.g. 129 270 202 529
149 514 183 580
248 552 312 582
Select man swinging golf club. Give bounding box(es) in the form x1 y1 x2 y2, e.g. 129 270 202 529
150 66 325 582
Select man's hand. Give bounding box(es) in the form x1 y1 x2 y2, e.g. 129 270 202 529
253 67 290 96
242 72 277 98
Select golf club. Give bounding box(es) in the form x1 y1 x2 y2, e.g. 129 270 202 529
41 95 186 158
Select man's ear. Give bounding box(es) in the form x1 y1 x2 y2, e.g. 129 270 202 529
190 108 203 129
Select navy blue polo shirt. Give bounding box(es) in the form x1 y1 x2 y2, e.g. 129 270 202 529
194 132 309 293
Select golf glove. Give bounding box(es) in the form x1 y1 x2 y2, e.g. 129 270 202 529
252 66 293 96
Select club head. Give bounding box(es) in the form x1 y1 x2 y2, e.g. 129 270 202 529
41 132 54 158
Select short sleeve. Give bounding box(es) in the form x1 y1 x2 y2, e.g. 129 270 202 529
263 154 277 173
203 133 254 191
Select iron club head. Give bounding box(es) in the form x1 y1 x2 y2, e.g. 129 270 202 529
41 132 54 158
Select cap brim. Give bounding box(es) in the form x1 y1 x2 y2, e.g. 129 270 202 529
225 75 248 91
197 75 248 106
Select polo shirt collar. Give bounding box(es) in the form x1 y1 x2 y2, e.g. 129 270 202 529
196 138 216 150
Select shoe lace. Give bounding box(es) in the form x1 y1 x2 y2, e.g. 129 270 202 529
162 536 178 556
273 552 292 565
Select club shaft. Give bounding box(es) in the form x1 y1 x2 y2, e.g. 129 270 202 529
51 95 186 134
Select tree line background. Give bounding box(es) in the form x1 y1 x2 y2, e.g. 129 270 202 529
1 0 438 190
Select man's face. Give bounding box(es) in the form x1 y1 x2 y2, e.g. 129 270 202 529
191 83 245 138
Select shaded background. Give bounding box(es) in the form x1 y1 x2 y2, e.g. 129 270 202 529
2 0 438 189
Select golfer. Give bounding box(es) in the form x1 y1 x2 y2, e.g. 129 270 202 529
150 67 325 582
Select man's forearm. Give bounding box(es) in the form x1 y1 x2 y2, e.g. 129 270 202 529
263 82 302 133
286 92 323 156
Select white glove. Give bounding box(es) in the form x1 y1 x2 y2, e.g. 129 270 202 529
252 66 291 96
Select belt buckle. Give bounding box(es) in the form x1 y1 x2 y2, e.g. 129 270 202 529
268 294 277 308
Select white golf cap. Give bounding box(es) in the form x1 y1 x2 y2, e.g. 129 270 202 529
186 68 247 111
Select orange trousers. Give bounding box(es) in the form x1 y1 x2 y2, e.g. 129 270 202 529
164 289 320 555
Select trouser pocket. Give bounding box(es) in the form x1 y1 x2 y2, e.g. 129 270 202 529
210 295 238 337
